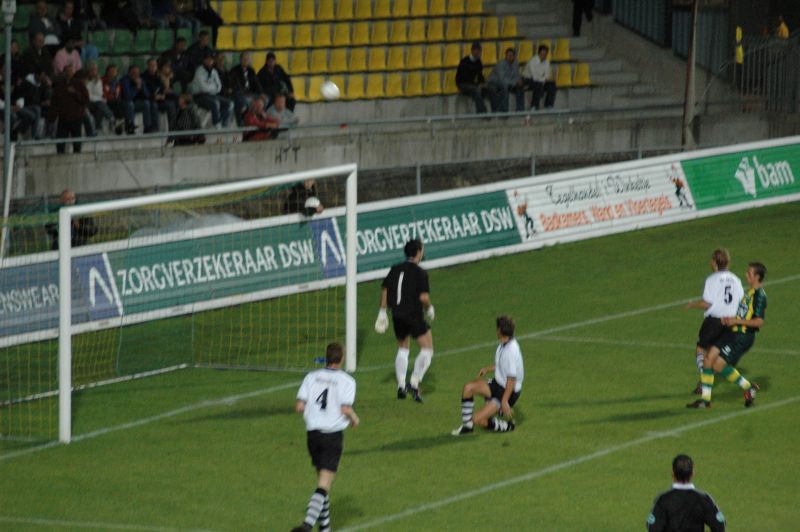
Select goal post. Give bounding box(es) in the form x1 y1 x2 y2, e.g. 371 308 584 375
56 164 358 444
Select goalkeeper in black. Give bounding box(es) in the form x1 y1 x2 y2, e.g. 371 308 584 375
647 454 726 532
374 239 435 403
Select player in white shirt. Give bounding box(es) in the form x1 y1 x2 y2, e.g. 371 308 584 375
452 316 523 435
293 343 359 532
684 248 743 394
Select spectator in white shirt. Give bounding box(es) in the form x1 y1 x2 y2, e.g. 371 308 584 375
190 52 232 128
85 61 114 134
522 45 557 110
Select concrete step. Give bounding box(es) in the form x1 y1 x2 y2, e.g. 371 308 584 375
582 58 623 73
493 1 546 15
631 83 659 96
613 95 683 108
512 12 560 26
590 71 640 85
571 47 607 61
518 23 573 39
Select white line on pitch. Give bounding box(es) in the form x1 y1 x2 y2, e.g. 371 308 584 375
339 395 800 531
533 335 800 356
0 515 218 531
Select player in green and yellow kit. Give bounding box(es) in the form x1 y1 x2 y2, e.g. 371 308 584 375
688 262 767 409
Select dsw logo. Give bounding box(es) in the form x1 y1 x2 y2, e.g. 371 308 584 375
734 156 795 198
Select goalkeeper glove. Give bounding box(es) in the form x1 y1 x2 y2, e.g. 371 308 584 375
426 305 435 321
374 308 388 334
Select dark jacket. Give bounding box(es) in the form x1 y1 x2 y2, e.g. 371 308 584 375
51 76 89 121
121 75 150 101
229 64 263 95
257 64 293 99
456 55 485 86
21 46 54 78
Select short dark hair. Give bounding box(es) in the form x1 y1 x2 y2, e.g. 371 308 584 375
711 248 730 270
496 315 515 337
326 342 344 365
176 37 187 44
266 52 276 60
672 454 693 483
471 41 482 51
749 261 767 281
404 239 423 258
506 47 516 55
198 30 210 38
538 44 549 54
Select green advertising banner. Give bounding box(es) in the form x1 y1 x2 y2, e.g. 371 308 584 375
681 143 800 210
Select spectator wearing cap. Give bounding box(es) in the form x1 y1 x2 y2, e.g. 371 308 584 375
456 41 487 114
487 47 525 112
190 52 232 128
257 52 295 111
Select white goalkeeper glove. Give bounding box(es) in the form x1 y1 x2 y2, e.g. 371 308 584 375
426 305 435 321
374 308 388 334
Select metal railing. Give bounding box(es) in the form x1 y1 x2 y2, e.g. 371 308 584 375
735 34 800 113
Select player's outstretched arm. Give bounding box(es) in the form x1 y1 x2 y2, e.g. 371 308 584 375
341 405 360 428
477 365 496 378
684 299 711 310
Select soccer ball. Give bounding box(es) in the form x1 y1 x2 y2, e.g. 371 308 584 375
320 80 341 101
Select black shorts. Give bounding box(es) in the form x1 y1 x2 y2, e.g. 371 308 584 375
714 331 755 367
306 430 344 472
488 379 520 407
697 317 726 349
392 314 430 341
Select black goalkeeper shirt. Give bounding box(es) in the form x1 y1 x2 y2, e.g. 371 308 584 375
382 260 429 318
647 484 725 532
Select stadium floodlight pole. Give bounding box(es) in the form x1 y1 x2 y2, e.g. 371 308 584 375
2 0 15 216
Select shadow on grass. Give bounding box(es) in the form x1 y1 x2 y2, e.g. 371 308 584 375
347 432 474 456
541 393 685 408
582 409 682 424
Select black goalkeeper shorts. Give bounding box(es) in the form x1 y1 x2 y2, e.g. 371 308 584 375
392 314 430 341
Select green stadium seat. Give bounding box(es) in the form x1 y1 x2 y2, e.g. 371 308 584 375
154 29 174 51
133 29 155 53
12 4 33 30
176 28 192 44
92 30 113 55
112 30 135 55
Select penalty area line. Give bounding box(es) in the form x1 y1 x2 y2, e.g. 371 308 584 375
339 394 800 531
0 515 219 531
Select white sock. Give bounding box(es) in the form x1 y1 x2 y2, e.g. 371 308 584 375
395 347 410 388
695 352 704 372
410 348 433 388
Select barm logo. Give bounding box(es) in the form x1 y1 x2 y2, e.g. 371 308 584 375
734 156 795 198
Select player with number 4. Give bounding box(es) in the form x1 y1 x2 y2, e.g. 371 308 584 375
374 239 435 403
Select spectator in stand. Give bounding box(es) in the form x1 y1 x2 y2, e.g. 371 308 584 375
213 53 234 104
143 58 177 130
102 64 127 134
152 0 198 35
2 71 39 140
51 65 89 153
265 93 297 136
122 64 158 133
29 1 60 46
190 52 231 129
74 0 106 31
160 37 192 87
189 0 223 46
45 189 98 250
186 30 214 74
572 0 594 37
173 93 205 146
14 66 50 139
102 0 140 32
258 52 295 111
776 15 790 39
487 48 525 113
85 61 114 134
522 44 556 110
22 32 54 78
243 97 279 141
229 51 264 127
131 0 161 30
0 39 24 84
158 62 179 130
456 41 487 114
56 1 85 44
53 37 83 75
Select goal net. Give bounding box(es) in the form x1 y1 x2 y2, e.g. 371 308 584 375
0 164 357 443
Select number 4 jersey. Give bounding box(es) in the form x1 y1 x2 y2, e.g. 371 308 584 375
297 368 357 433
702 270 744 318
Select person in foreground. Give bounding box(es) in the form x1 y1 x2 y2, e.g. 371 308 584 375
292 342 359 532
452 315 522 435
647 454 726 531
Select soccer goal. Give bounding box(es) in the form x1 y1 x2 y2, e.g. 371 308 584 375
1 164 357 444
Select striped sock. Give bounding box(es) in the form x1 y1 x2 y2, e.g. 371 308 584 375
487 417 511 432
695 353 704 372
303 488 327 528
318 495 331 532
461 399 474 427
700 368 714 402
721 366 751 390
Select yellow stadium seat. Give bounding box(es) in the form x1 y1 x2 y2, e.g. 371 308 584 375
429 0 446 16
314 24 332 47
355 0 372 19
297 0 315 21
393 0 410 17
390 20 408 44
310 49 328 73
220 2 238 23
424 45 442 68
352 22 370 45
294 24 312 48
274 25 293 48
443 69 458 94
426 18 443 42
258 0 277 22
464 17 481 40
518 40 533 63
371 21 389 45
446 18 463 41
465 0 482 14
332 23 350 46
405 19 424 43
411 0 428 17
217 26 235 49
329 48 348 72
328 75 346 95
345 74 365 100
443 43 461 66
294 76 309 101
240 1 258 23
556 63 572 87
252 51 267 69
278 0 296 22
255 25 273 48
424 71 442 94
366 73 385 98
386 72 404 97
306 76 324 102
552 38 570 61
573 62 590 86
537 39 552 58
349 48 366 71
368 47 387 70
447 0 465 15
290 50 309 74
234 26 254 50
406 46 424 69
388 46 405 70
317 0 334 21
501 16 517 38
336 0 353 20
274 50 289 68
374 0 391 18
405 71 423 96
483 17 499 39
482 42 497 65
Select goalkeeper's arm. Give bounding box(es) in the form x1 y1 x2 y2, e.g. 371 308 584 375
420 292 434 321
375 288 389 333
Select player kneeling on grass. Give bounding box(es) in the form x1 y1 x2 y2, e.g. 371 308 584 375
688 262 767 409
452 315 523 435
293 342 359 532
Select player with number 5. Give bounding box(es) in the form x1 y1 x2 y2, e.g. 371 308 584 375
374 239 435 403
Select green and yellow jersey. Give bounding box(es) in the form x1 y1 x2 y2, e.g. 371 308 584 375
732 287 767 334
